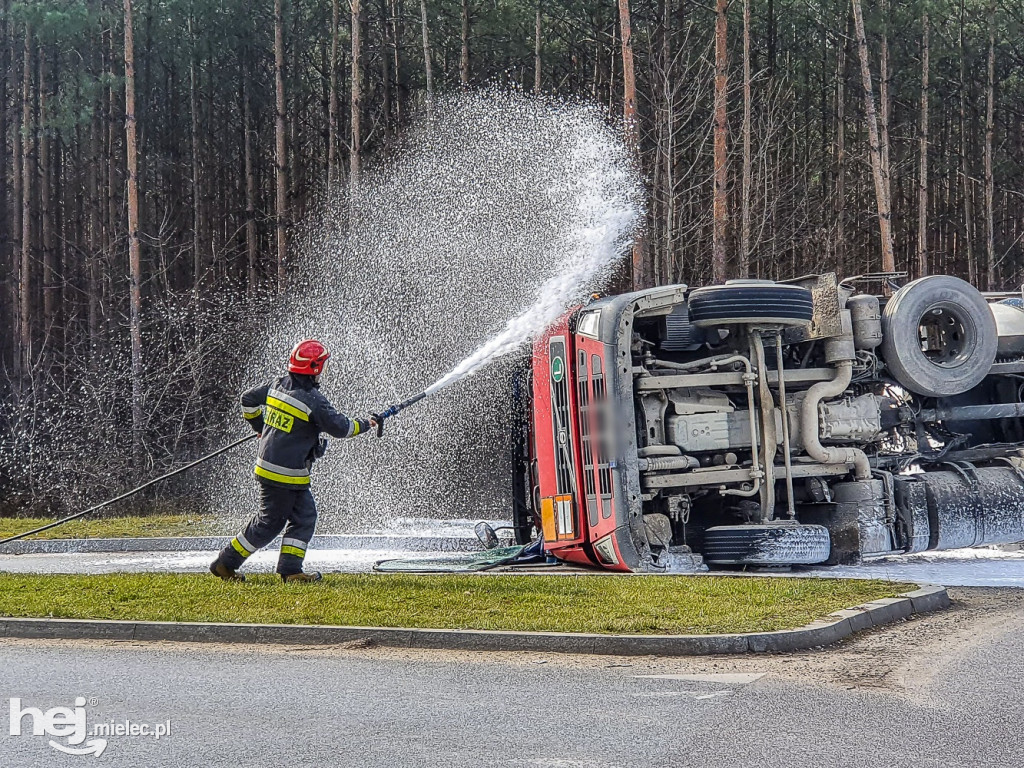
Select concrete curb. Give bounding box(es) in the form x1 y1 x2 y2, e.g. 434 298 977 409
0 584 950 656
0 534 482 556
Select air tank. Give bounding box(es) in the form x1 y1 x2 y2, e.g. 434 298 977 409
990 300 1024 358
847 294 882 350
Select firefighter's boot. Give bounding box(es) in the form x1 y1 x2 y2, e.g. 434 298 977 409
210 559 246 582
282 571 323 584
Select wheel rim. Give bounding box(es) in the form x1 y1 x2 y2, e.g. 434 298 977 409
916 301 977 369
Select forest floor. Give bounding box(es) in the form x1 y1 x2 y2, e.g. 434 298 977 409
0 573 906 634
0 514 222 540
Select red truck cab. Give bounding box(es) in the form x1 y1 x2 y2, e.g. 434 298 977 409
528 286 691 571
522 274 1024 573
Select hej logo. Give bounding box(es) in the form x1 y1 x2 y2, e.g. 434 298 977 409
10 697 106 756
9 697 172 758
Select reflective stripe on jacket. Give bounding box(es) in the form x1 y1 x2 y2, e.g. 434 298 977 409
239 373 362 489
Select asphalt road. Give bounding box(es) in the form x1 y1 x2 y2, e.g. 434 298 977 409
2 587 1023 768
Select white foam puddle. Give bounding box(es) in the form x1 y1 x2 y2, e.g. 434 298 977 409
813 548 1024 587
9 545 1024 582
0 549 410 575
377 517 510 538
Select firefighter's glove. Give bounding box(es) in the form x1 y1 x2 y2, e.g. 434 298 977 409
353 418 374 437
314 438 329 458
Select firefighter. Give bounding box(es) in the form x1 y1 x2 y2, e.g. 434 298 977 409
210 339 376 583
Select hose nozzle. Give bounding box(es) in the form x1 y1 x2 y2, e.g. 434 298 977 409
372 392 428 437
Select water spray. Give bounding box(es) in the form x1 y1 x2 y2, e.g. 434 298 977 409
210 92 643 529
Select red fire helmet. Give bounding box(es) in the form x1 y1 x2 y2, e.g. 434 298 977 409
288 339 331 376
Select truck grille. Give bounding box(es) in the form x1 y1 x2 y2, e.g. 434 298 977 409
577 351 598 527
549 338 574 496
577 349 614 522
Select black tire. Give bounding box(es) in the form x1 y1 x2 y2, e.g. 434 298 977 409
880 275 997 398
688 280 814 328
703 524 831 566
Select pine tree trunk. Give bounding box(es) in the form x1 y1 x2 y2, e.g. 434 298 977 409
88 103 101 346
63 112 75 348
958 4 975 284
104 27 115 271
984 0 996 287
460 0 470 86
712 0 728 283
189 12 202 295
12 79 22 375
739 0 751 278
328 0 340 186
244 52 258 293
917 14 929 277
617 0 644 288
274 0 288 290
124 0 144 463
659 0 673 284
534 0 542 95
879 0 892 222
20 21 33 374
390 0 402 124
288 13 300 223
419 0 433 102
380 0 393 137
0 0 8 360
835 16 848 277
609 18 617 113
351 0 363 189
40 45 57 340
850 0 895 273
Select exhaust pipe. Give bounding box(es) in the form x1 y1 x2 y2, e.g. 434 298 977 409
800 361 872 480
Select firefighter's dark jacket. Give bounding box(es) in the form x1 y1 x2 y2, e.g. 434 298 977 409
240 373 363 488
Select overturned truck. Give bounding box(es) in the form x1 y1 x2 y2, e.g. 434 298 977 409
517 273 1024 571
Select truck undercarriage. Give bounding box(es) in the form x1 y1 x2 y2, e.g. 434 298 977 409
523 273 1024 571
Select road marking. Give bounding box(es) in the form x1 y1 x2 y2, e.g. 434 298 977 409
694 691 732 700
630 690 734 700
634 673 766 685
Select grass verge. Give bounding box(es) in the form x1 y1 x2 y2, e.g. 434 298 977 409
0 573 909 635
0 514 220 540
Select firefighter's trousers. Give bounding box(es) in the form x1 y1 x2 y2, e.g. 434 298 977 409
218 484 318 576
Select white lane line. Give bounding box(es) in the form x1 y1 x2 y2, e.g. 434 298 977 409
694 691 732 700
634 672 766 685
630 690 734 700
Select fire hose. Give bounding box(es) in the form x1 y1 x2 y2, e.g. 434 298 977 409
1 392 433 545
0 433 258 546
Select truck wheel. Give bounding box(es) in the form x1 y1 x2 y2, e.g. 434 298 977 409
688 281 814 327
702 524 831 566
880 275 997 398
